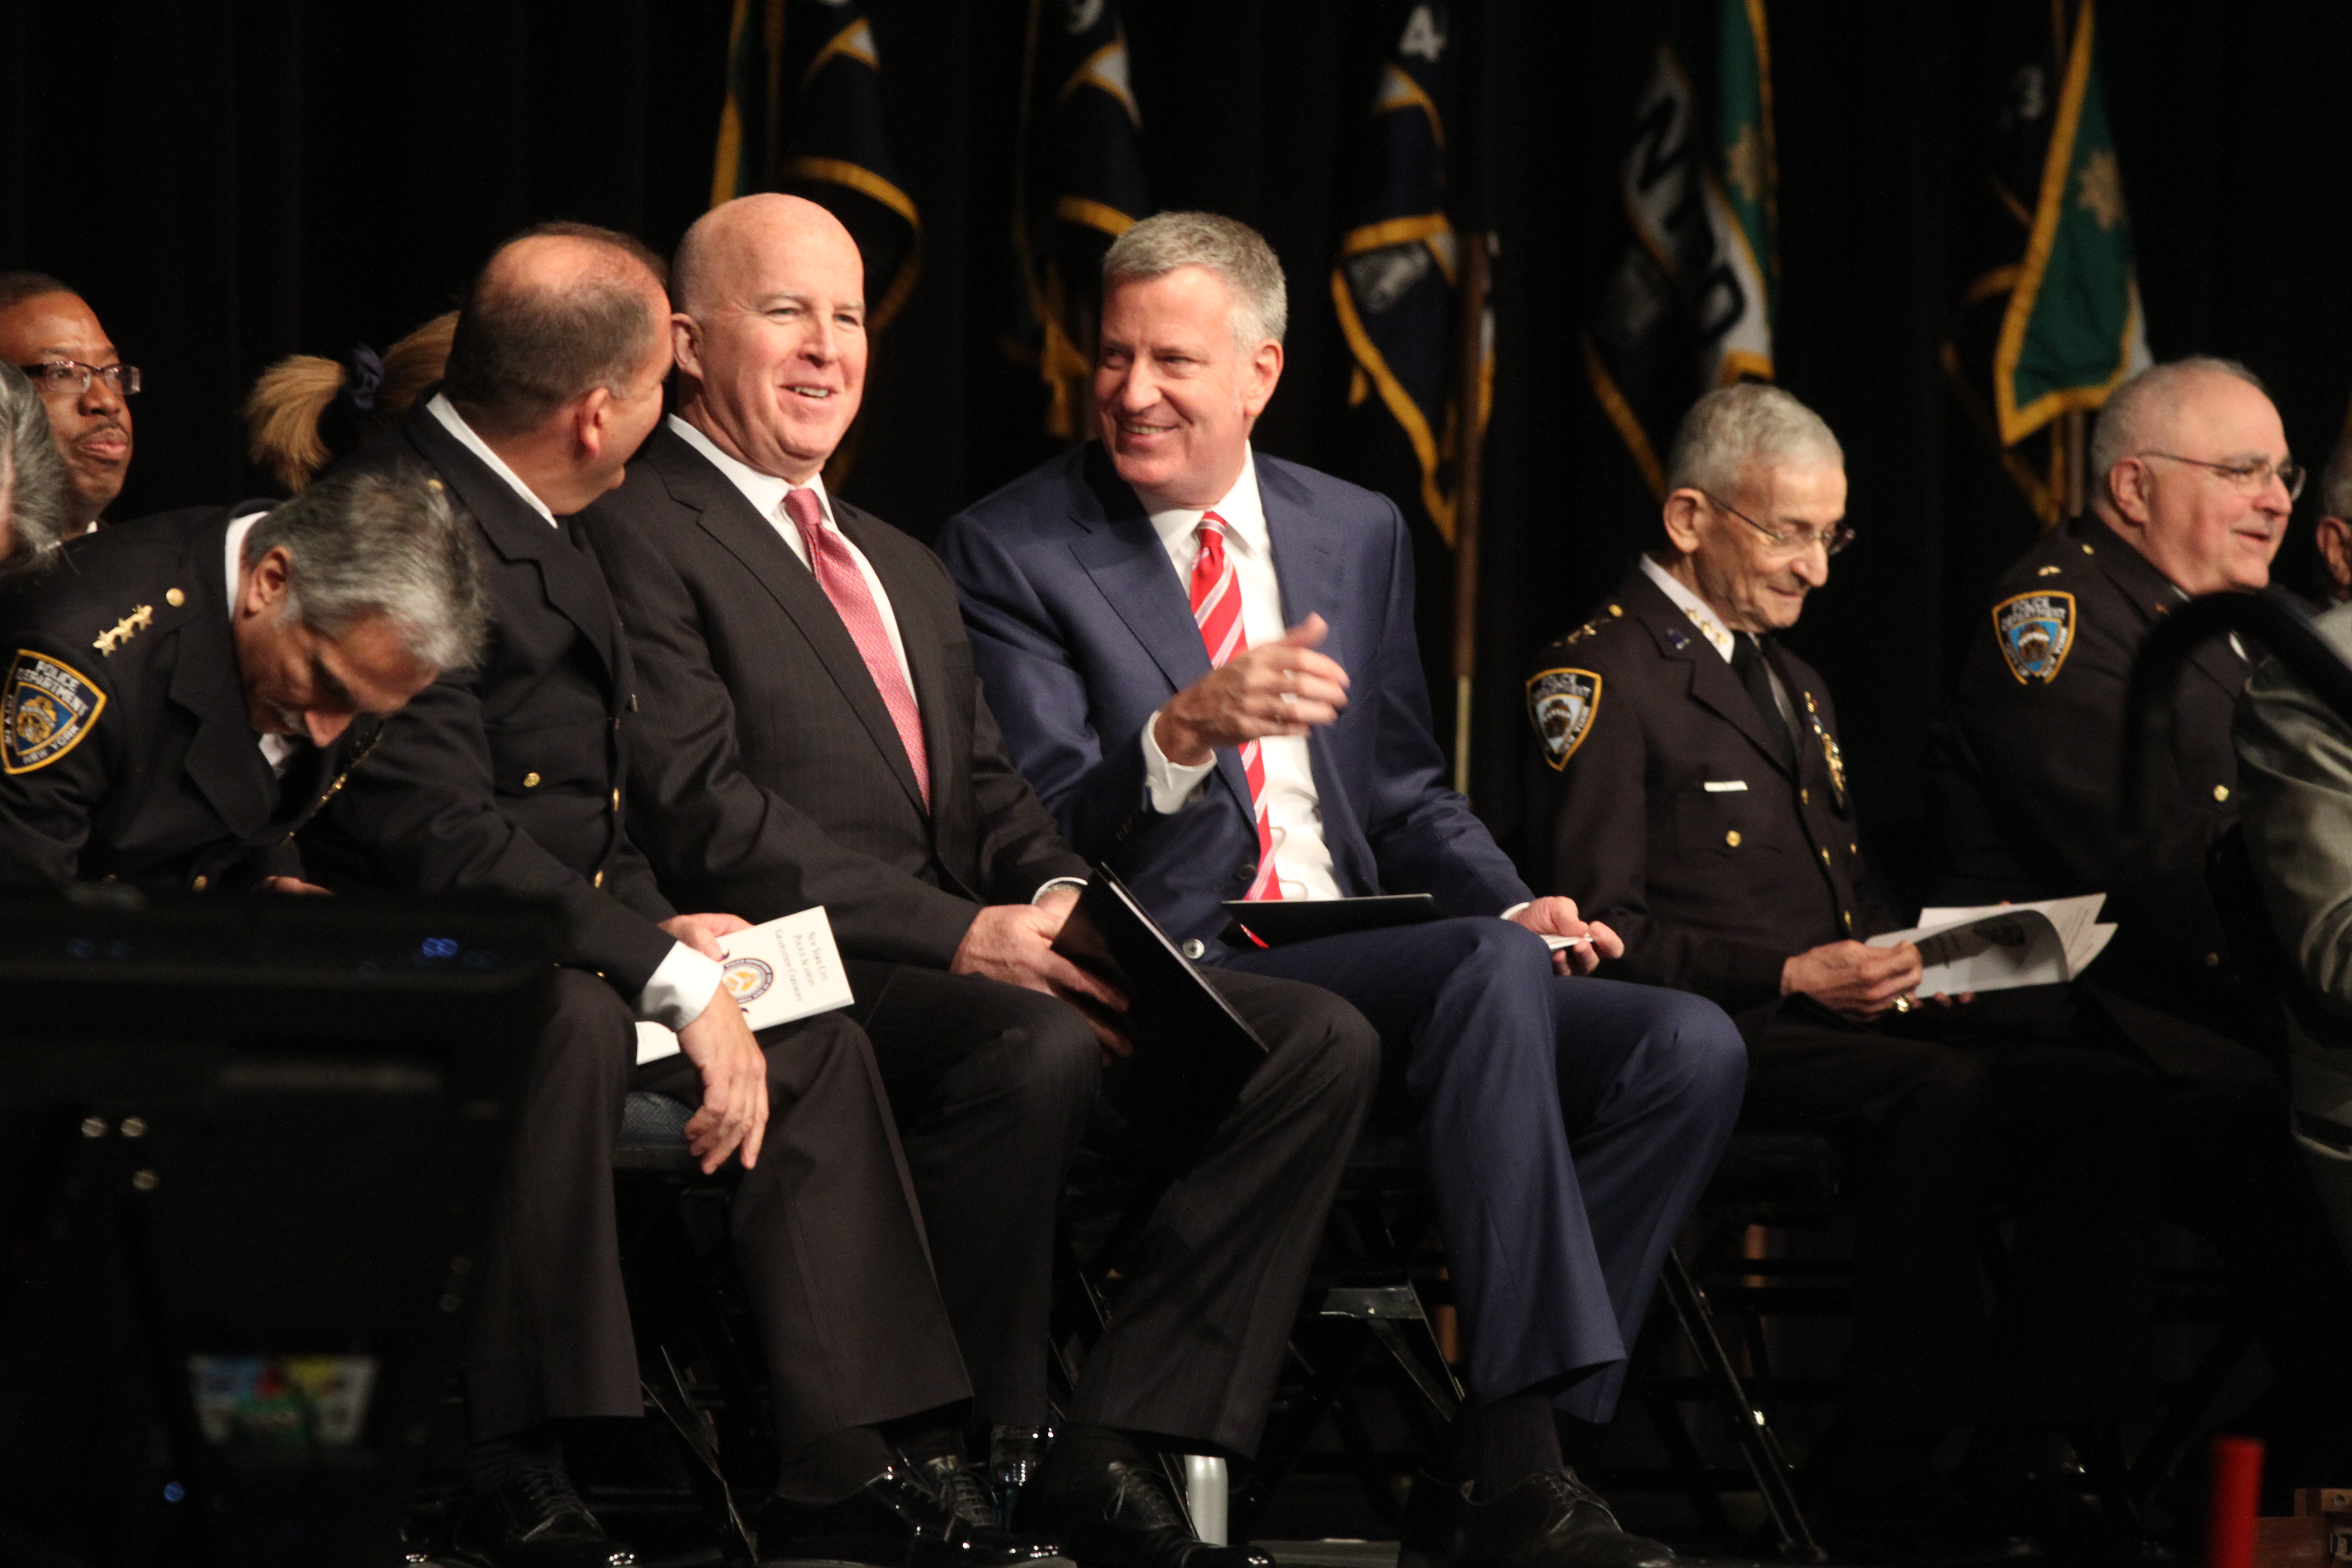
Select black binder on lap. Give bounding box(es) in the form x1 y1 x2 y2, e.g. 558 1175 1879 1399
1219 892 1447 948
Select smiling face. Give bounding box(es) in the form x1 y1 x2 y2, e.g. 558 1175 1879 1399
0 292 130 531
1661 460 1849 633
230 547 436 745
1094 265 1283 511
673 198 866 484
2103 371 2291 595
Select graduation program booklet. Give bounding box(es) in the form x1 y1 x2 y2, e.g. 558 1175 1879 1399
1864 894 2116 996
634 906 855 1065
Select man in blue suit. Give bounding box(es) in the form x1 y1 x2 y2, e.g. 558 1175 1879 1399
937 212 1745 1568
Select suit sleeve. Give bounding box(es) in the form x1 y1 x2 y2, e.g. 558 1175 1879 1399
936 508 1161 859
0 638 116 888
587 508 990 969
310 671 676 995
1352 499 1529 915
1529 649 1788 1009
2237 638 2352 1013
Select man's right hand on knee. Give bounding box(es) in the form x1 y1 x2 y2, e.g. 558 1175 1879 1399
676 985 770 1173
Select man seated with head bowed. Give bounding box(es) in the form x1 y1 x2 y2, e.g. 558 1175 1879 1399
299 222 1016 1568
0 465 472 893
0 361 71 573
0 271 136 536
936 210 1746 1568
1928 357 2352 1494
1521 384 2183 1560
579 193 1381 1568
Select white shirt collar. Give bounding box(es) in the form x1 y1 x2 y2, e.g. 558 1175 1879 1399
427 393 557 526
669 413 835 529
1147 447 1265 560
1640 553 1738 662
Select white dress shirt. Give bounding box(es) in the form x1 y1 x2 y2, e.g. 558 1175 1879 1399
426 395 720 1030
1136 448 1343 901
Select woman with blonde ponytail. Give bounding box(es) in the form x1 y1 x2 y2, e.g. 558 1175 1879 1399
244 311 456 490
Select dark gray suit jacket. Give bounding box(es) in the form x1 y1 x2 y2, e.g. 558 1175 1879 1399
577 423 1088 969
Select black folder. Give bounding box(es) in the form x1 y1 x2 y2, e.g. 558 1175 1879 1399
1052 866 1268 1150
1220 892 1447 948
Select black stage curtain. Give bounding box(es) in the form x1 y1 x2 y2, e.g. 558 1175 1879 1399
5 0 2350 905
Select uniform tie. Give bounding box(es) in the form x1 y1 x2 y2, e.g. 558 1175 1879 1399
1189 513 1281 901
784 486 930 810
1730 633 1798 771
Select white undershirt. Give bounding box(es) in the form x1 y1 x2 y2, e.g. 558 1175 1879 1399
426 395 718 1030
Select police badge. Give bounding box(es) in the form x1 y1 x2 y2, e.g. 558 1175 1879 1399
1992 591 2077 684
1526 668 1602 771
3 650 105 774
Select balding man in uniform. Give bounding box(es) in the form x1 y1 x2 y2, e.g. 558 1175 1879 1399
304 224 1016 1568
1929 357 2352 1492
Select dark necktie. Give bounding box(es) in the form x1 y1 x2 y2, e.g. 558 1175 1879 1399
1730 633 1797 769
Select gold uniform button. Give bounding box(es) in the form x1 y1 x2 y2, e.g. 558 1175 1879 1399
1819 846 1832 865
2205 951 2221 968
1842 910 1855 931
1608 603 1623 617
1725 830 1741 848
164 588 185 608
1800 788 1809 804
593 870 604 888
612 789 622 809
2213 784 2230 803
191 875 208 891
1850 842 1858 854
523 772 541 788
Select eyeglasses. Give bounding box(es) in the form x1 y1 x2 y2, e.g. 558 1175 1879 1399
15 359 141 399
2136 451 2305 503
1701 490 1855 557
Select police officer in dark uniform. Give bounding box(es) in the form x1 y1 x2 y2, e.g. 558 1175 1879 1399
1928 356 2352 1493
1524 386 2149 1559
0 467 475 892
297 224 1038 1568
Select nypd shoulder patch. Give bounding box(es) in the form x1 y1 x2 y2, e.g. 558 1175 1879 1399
3 650 106 774
1993 591 2077 685
1527 667 1602 771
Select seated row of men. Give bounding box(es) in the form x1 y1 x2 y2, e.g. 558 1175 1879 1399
0 204 2344 1568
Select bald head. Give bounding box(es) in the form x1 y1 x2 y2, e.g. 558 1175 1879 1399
442 222 669 439
671 195 869 485
2092 357 2291 594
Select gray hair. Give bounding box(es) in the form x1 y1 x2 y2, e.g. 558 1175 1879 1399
1664 382 1844 500
0 362 68 573
2321 436 2352 523
2088 356 2270 491
1102 211 1288 348
241 467 490 674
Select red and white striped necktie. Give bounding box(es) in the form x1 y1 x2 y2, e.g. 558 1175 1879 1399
784 486 931 810
1189 512 1281 901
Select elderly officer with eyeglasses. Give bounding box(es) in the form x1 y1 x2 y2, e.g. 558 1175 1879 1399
1525 383 2166 1561
0 272 137 536
1928 357 2352 1498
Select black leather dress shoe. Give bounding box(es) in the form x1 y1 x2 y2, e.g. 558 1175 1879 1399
1451 1470 1674 1568
450 1457 637 1568
1033 1458 1272 1568
755 1462 1063 1567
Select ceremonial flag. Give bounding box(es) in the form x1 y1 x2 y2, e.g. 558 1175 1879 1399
1332 1 1490 547
709 0 921 330
1945 0 2149 524
1011 0 1151 439
1583 0 1777 498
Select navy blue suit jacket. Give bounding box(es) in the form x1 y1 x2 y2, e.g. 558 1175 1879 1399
937 442 1526 948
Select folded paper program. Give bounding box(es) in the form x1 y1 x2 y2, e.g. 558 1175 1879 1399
1867 893 2117 996
634 906 856 1064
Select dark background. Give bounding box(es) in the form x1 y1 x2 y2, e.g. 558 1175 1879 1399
4 0 2348 905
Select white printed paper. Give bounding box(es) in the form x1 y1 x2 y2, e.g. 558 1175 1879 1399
636 906 854 1064
1866 893 2116 996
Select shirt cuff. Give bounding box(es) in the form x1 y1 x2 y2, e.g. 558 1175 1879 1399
635 940 726 1031
1141 708 1217 815
1033 877 1088 905
1500 902 1530 922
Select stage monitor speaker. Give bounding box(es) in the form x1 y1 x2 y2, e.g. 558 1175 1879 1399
0 887 559 1568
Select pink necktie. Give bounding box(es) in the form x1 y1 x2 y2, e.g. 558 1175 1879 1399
1189 513 1281 901
784 487 931 811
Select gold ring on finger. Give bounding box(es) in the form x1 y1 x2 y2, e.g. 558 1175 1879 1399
1892 994 1914 1014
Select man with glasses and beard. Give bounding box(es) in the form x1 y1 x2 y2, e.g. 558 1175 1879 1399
0 272 136 535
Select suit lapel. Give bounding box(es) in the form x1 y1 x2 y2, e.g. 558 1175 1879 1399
169 517 274 838
403 410 622 682
1625 571 1798 778
653 434 930 818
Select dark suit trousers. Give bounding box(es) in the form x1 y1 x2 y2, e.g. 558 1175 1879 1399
1221 918 1747 1418
468 971 969 1449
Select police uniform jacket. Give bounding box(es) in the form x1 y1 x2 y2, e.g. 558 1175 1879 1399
1522 561 1891 1018
298 403 677 993
0 505 362 891
1926 512 2252 1062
